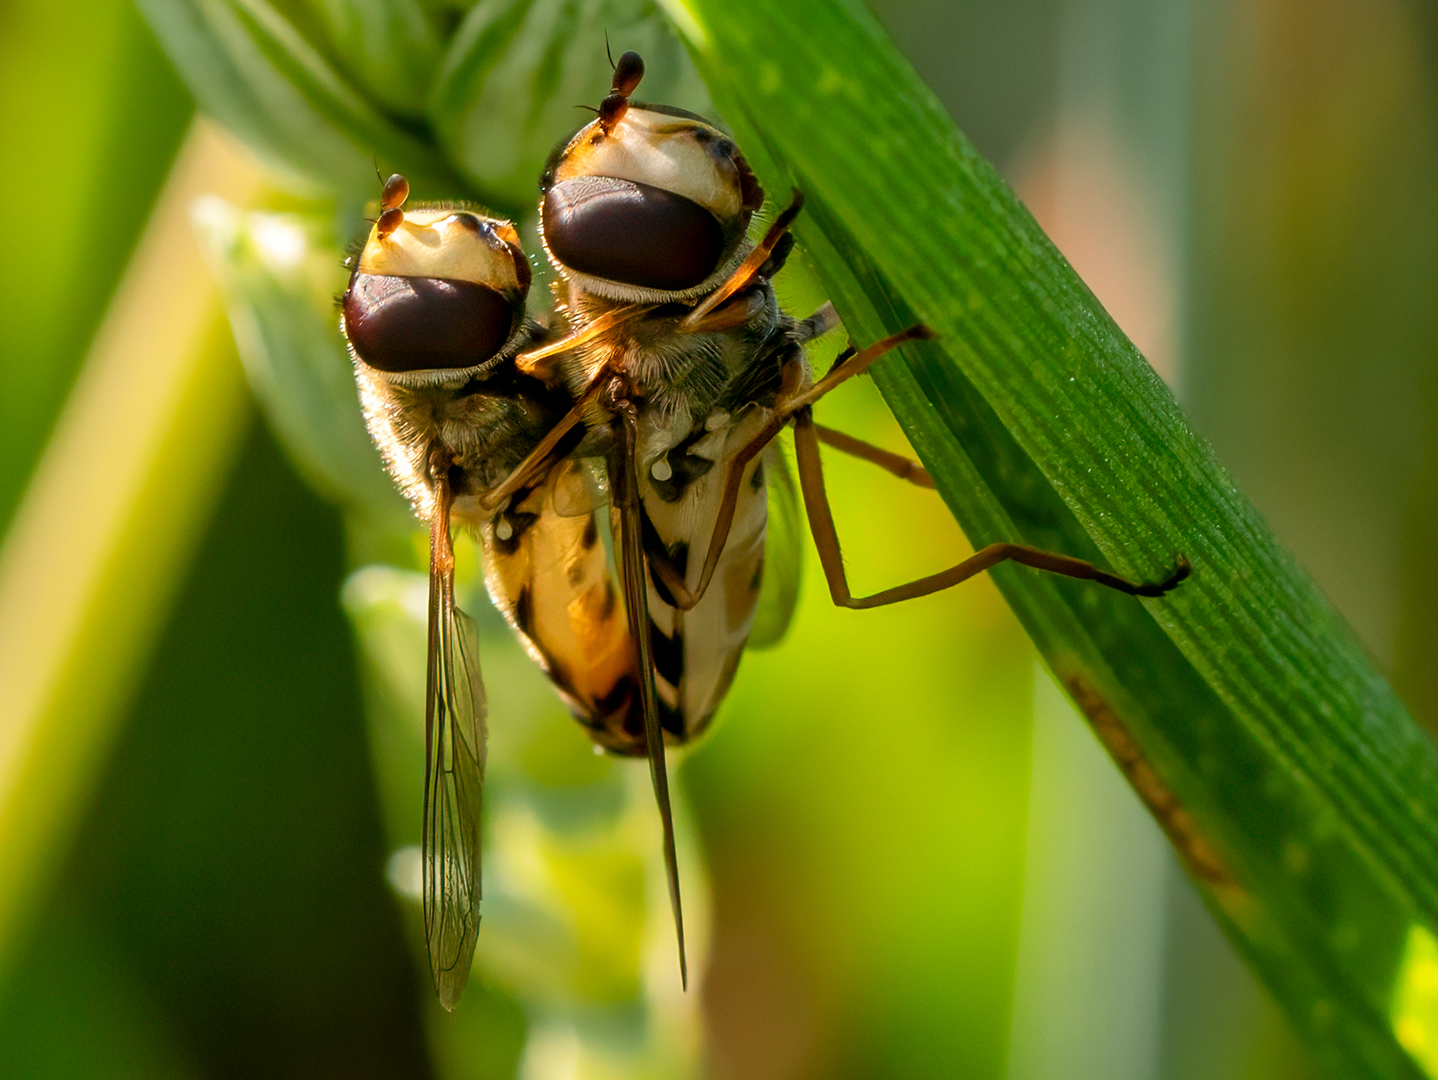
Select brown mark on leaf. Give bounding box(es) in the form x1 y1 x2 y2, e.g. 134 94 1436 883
1066 673 1232 887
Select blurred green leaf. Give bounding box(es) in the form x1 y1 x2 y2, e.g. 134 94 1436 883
0 0 191 532
191 197 413 532
0 898 195 1079
0 126 257 992
136 0 460 197
658 0 1438 1076
299 0 444 115
430 0 707 211
36 419 436 1076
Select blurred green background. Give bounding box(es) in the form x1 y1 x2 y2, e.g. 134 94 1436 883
1 0 1435 1077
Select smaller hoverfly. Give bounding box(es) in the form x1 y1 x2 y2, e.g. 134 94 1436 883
490 51 1191 987
340 175 592 1010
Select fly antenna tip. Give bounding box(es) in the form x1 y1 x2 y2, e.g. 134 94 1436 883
611 51 644 98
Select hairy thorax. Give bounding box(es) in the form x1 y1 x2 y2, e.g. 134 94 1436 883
356 364 564 523
557 279 794 469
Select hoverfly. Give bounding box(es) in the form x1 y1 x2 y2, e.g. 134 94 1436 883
490 50 1190 988
342 54 1188 1010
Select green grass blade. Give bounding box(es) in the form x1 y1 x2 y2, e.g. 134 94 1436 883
658 1 1438 1075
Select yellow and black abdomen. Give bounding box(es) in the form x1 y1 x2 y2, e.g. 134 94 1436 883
638 413 775 747
482 423 774 757
482 460 645 753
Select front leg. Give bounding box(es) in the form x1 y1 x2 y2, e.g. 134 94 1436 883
680 191 805 330
477 377 604 513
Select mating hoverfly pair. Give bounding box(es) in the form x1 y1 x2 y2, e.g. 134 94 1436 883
340 51 1189 1010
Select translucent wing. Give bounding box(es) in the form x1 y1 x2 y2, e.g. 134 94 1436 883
423 474 487 1011
549 456 610 518
613 405 688 988
748 442 803 649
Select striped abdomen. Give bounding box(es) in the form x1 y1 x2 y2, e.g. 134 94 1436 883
482 460 641 751
482 417 773 756
637 411 774 746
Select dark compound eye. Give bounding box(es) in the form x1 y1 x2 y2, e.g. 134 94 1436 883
342 273 517 373
542 177 725 291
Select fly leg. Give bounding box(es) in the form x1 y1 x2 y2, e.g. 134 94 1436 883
514 304 652 378
666 318 1186 609
813 424 936 488
791 408 1189 607
477 377 606 514
651 325 935 611
681 191 805 329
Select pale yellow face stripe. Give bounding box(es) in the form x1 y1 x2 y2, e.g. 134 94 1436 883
554 109 744 220
357 210 523 290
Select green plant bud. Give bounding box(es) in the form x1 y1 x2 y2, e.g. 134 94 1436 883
138 0 459 198
298 0 445 117
342 564 707 1073
430 0 711 210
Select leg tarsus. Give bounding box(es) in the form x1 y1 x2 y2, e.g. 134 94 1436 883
984 544 1191 600
1129 555 1191 597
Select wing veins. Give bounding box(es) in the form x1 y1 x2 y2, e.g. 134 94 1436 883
423 464 487 1011
613 403 688 989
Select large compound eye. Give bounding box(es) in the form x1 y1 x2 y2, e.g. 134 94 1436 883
342 273 516 373
343 200 529 373
543 176 725 291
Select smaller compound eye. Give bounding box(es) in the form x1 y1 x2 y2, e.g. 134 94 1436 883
543 177 725 291
342 273 517 373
